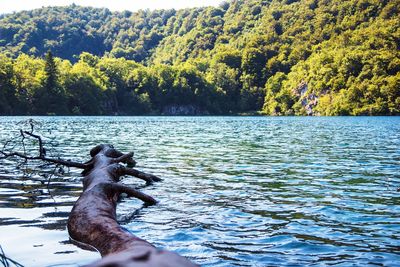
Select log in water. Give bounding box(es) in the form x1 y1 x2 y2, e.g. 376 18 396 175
0 116 399 266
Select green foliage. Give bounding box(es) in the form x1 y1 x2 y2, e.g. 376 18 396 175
0 0 398 115
0 54 16 114
34 50 68 115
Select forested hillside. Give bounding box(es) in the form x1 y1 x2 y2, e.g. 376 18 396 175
0 0 399 115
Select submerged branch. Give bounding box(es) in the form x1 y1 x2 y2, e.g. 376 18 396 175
0 121 196 266
0 245 24 267
0 120 88 170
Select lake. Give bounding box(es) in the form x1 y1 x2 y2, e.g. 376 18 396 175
0 116 399 266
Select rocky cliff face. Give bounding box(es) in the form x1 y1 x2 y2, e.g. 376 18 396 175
161 105 208 116
293 81 319 116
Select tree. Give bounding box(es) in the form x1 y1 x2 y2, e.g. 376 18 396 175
0 54 16 114
34 51 68 114
0 0 399 115
0 122 196 267
44 51 58 90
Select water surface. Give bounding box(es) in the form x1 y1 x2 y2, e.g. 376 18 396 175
0 116 399 266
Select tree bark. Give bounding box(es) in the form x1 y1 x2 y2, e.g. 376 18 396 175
1 130 197 267
67 144 198 267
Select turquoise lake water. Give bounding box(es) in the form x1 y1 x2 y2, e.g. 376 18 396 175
0 116 399 266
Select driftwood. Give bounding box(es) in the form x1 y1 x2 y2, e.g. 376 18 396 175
0 121 198 267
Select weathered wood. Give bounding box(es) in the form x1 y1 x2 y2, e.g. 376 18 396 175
1 125 198 266
67 144 198 267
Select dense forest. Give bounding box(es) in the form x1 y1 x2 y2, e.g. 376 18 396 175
0 0 399 115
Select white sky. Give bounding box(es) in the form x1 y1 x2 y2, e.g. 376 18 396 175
0 0 224 14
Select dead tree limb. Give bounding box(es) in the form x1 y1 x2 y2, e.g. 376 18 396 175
0 125 89 169
71 145 197 266
0 245 24 267
0 123 197 267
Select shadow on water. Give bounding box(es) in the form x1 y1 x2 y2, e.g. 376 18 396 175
0 116 400 266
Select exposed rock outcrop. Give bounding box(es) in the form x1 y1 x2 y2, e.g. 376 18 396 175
162 105 208 115
293 81 319 116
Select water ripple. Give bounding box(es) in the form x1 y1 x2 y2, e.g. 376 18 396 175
0 116 399 266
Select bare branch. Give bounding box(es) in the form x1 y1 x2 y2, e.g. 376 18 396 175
41 157 88 169
0 122 194 266
0 121 89 170
0 151 88 169
0 245 24 267
112 152 134 163
121 166 162 184
105 183 157 205
23 131 45 157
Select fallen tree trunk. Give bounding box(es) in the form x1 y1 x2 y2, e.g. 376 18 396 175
68 144 197 266
0 123 198 266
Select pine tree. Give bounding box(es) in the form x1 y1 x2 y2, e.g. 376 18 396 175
44 50 58 91
37 50 68 114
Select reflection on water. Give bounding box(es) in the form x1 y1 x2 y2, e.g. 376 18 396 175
0 116 400 266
